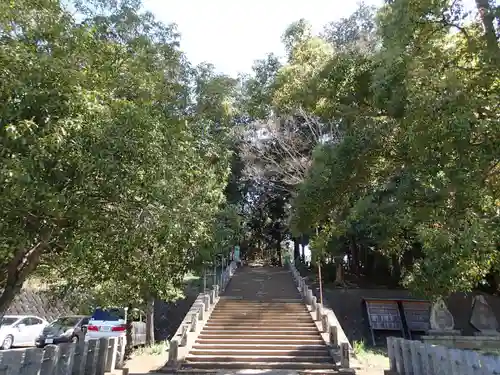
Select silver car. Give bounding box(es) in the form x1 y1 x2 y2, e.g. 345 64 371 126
0 315 49 350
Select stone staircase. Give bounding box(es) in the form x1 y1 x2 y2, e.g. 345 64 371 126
181 265 338 371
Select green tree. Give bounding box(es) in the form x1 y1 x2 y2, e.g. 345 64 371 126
0 0 232 322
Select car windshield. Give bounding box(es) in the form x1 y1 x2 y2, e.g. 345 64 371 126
0 317 17 326
91 308 125 321
49 317 80 328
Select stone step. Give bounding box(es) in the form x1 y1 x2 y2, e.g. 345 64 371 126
217 304 305 306
200 329 320 336
205 322 314 327
176 370 344 374
208 319 312 323
204 324 318 331
213 305 309 315
208 318 311 322
208 317 313 323
192 343 328 350
185 355 333 363
195 338 325 345
218 299 304 309
206 318 314 324
211 312 308 316
210 311 308 316
214 305 307 310
182 361 336 370
198 333 322 340
189 348 330 356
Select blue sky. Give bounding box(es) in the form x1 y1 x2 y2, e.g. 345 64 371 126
142 0 384 77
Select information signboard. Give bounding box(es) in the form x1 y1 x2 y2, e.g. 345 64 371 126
364 299 404 345
365 300 403 330
402 300 431 334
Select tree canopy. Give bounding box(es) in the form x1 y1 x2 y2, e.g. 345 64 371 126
236 0 499 298
0 0 235 313
0 0 499 318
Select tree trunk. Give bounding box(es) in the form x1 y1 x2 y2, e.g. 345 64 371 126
125 303 134 359
475 0 500 62
390 254 401 283
0 242 46 314
276 232 282 265
349 236 360 276
145 297 155 345
335 259 344 284
293 238 300 262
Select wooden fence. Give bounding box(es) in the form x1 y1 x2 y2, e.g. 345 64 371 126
0 337 125 375
387 336 500 375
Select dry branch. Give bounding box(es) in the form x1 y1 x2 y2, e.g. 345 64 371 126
239 108 342 192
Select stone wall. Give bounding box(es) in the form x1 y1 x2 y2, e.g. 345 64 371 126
5 288 77 321
321 288 500 345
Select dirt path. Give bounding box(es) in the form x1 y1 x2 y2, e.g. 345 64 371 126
125 346 169 374
351 350 390 375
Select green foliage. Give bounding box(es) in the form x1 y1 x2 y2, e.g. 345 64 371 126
243 0 500 298
0 0 233 312
1 0 499 311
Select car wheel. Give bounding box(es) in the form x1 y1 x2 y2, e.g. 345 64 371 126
1 335 13 350
71 336 79 343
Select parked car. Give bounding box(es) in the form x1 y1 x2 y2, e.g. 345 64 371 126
85 307 146 347
35 315 90 347
0 315 49 350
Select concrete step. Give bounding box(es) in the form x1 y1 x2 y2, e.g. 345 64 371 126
217 299 304 310
185 355 333 363
199 332 322 339
210 312 308 317
200 329 320 336
192 344 328 350
212 306 308 309
219 304 303 308
206 318 313 324
211 309 309 317
208 317 313 323
182 361 336 370
195 338 325 345
189 348 330 356
217 301 304 305
176 370 344 374
206 322 314 326
206 319 314 325
203 324 318 331
212 309 308 313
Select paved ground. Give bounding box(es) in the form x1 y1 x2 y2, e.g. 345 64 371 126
223 264 302 301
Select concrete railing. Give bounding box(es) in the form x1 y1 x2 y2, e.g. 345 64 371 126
288 261 351 370
387 336 500 375
0 337 125 375
168 261 237 367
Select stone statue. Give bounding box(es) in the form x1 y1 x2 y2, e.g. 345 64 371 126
430 298 455 331
470 295 499 335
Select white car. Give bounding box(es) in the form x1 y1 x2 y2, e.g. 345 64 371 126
85 307 127 342
0 315 49 350
85 307 146 346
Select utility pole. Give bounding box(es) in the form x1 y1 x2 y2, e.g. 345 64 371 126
316 227 323 305
203 267 207 292
213 259 217 287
